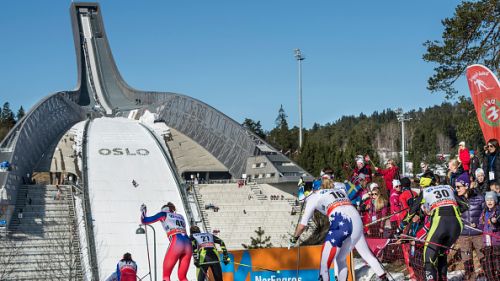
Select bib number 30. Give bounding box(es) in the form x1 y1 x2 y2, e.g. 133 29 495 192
433 189 450 199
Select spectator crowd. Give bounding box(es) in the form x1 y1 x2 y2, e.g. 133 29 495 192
311 139 499 281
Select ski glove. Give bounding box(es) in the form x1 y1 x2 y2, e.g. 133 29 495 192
140 204 147 214
223 252 230 265
193 252 200 267
289 236 299 247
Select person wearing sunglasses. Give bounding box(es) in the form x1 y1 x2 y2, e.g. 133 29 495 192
483 139 500 187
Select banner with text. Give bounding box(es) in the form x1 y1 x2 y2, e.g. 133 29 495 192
215 245 355 281
466 64 500 142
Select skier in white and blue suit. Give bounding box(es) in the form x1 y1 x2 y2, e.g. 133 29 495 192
291 182 388 281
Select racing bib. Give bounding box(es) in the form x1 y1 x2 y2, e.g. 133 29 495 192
318 188 351 216
423 185 457 211
193 233 215 249
162 213 187 236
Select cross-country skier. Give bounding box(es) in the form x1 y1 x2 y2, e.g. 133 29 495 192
190 225 230 281
290 182 388 281
398 183 468 281
104 252 137 281
141 202 192 281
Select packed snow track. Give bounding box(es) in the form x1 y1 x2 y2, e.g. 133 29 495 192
87 117 195 280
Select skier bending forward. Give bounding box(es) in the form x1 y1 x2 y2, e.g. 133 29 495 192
291 183 388 281
141 202 192 281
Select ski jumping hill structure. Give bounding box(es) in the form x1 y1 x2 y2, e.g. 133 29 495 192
0 3 312 280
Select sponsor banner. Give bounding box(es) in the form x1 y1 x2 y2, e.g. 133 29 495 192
217 245 354 281
466 64 500 141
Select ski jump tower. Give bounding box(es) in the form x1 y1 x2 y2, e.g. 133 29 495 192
0 3 311 279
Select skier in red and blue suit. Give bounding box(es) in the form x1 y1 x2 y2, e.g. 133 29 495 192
141 202 192 281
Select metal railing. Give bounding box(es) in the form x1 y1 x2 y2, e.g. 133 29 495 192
68 184 85 279
81 119 99 281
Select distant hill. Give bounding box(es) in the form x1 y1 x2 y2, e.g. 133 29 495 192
269 98 484 177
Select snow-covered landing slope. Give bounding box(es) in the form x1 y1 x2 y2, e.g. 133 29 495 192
87 117 195 280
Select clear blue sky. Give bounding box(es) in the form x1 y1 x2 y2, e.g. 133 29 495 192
0 0 468 130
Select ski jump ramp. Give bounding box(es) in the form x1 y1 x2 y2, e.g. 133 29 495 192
87 117 195 279
0 3 312 279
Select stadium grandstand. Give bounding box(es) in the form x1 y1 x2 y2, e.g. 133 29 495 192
0 3 312 280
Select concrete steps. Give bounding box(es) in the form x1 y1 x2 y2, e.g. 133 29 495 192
195 183 299 250
0 184 83 280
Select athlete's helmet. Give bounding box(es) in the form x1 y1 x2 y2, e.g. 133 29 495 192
419 177 432 188
190 225 201 234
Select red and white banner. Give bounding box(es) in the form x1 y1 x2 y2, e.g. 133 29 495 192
466 64 500 141
366 238 390 257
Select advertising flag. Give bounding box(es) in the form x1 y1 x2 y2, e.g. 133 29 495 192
466 64 500 141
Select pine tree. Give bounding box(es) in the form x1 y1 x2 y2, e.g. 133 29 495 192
275 105 288 129
241 227 273 249
268 105 294 151
242 118 266 139
0 102 16 128
423 0 500 98
16 106 25 121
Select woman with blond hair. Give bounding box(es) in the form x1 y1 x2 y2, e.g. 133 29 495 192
320 177 334 189
361 186 388 237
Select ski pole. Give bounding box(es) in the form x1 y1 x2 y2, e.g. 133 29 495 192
200 260 280 273
398 234 462 252
199 265 210 281
233 262 280 273
199 261 222 266
373 255 396 281
461 219 500 239
364 208 409 227
144 225 153 281
293 201 306 280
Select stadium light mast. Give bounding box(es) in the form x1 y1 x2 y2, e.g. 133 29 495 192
294 49 305 148
396 108 412 176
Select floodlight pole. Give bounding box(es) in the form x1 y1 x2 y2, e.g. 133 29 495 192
396 108 412 176
294 49 305 148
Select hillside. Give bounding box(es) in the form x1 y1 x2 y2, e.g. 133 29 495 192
264 98 483 177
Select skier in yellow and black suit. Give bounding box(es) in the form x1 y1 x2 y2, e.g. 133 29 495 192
398 179 468 281
190 225 229 281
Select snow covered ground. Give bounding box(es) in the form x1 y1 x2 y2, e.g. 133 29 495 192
353 258 486 281
86 117 196 280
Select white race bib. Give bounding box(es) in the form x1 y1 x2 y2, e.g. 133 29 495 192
489 171 495 181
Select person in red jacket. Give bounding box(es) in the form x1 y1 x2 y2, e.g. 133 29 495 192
398 177 418 280
389 179 403 227
397 177 417 222
458 141 471 173
105 253 138 281
352 155 373 183
374 159 399 195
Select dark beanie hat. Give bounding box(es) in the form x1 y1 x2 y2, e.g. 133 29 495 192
456 172 470 188
400 177 411 188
